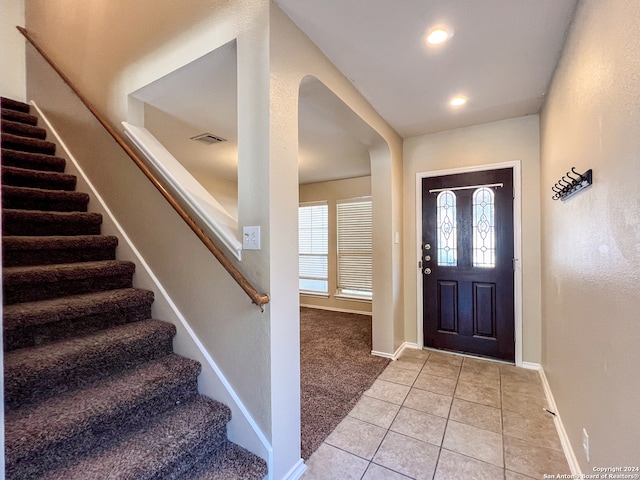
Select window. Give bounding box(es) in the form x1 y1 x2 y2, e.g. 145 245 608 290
299 202 328 294
336 198 372 298
436 190 457 266
472 187 496 268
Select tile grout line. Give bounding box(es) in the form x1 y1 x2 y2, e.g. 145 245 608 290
500 363 507 480
435 357 463 478
307 350 564 479
358 352 429 480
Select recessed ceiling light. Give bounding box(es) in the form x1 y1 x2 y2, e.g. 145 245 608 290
426 27 453 46
449 95 467 107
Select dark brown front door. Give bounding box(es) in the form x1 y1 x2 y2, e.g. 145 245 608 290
422 168 515 361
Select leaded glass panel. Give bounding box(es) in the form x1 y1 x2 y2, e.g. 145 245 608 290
473 187 496 268
436 190 457 266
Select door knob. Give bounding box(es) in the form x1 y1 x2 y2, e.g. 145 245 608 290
423 267 432 275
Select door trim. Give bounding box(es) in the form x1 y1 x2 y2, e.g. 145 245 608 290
415 161 523 366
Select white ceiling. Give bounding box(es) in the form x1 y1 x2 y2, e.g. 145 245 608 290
276 0 578 137
134 0 578 186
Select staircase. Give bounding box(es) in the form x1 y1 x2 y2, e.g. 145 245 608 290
1 97 268 480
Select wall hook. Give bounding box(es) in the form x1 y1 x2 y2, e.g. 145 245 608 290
551 167 593 201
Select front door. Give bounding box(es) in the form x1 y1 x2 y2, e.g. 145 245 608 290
422 168 515 361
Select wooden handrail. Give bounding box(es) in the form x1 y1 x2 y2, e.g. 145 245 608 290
17 26 270 308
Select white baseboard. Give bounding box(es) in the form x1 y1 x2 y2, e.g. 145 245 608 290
372 341 420 360
371 350 395 359
521 361 541 371
32 102 273 469
281 459 307 480
300 303 372 316
537 365 582 476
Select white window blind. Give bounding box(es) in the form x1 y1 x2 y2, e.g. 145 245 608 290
337 198 372 297
299 202 328 293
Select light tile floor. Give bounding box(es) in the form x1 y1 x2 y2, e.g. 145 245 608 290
302 348 570 480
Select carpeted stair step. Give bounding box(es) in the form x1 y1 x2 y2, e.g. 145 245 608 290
3 288 153 351
1 118 47 139
3 235 118 267
36 396 232 480
2 185 89 212
3 259 135 304
1 97 31 113
2 165 77 191
4 319 176 409
1 148 66 172
2 209 102 236
6 354 202 479
2 132 57 155
183 441 269 480
1 107 38 126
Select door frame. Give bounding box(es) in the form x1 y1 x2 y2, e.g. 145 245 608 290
415 161 523 366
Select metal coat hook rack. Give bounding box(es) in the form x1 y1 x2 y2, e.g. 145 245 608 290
552 167 593 201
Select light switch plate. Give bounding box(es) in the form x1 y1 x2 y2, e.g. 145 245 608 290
243 226 261 250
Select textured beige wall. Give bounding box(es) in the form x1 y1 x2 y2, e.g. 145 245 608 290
193 174 239 220
540 0 640 467
0 0 26 100
403 116 542 363
143 104 240 219
299 176 372 314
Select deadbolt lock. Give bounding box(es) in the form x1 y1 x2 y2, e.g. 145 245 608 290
424 255 431 262
424 243 431 250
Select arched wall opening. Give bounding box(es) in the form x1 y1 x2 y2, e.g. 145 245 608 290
296 74 393 355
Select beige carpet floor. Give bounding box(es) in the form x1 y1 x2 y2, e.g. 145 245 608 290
300 307 390 459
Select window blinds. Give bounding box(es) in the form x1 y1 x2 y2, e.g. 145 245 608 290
298 203 328 291
337 198 372 296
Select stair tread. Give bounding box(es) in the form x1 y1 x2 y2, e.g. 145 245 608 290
2 184 89 201
2 184 90 211
2 165 76 190
4 319 176 404
3 209 103 237
3 234 117 251
184 441 269 480
2 132 57 155
1 97 30 113
3 287 153 332
38 396 231 480
1 118 47 139
6 354 203 465
3 259 135 285
3 259 136 305
2 208 102 222
3 234 118 268
1 148 66 172
1 108 38 126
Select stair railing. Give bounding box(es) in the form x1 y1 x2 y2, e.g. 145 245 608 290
17 26 270 308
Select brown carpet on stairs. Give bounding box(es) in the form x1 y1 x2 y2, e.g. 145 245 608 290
300 306 390 460
2 96 267 479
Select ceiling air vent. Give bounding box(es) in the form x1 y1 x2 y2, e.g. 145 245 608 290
190 133 227 144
